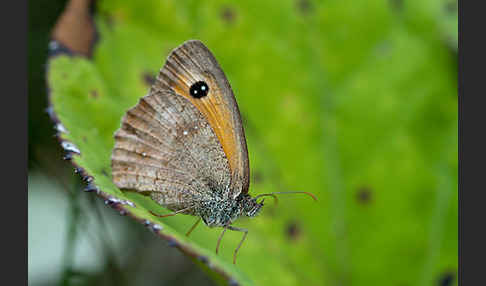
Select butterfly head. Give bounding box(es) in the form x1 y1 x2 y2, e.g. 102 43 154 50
241 195 264 218
246 191 318 218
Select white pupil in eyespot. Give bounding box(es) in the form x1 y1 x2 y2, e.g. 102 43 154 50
189 81 209 98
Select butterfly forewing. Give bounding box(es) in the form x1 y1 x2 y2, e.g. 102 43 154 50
155 40 250 199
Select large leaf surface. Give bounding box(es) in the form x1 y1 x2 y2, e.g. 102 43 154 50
48 0 457 285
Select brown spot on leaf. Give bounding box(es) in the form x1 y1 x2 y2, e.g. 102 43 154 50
104 13 116 28
90 90 98 98
82 136 87 143
389 0 403 12
437 271 455 286
296 0 313 15
252 171 264 184
142 71 155 86
286 221 301 240
444 0 457 14
356 186 372 204
221 6 237 24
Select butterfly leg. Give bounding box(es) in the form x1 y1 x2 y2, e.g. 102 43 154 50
149 206 192 218
227 226 248 264
186 218 201 237
215 226 228 255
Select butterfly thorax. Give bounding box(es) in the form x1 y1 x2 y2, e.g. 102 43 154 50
198 193 263 227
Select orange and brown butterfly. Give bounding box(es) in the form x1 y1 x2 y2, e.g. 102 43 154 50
111 40 316 264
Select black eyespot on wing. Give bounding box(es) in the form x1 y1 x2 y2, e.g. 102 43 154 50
189 81 209 98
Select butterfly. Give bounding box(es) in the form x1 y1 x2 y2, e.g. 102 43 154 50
111 40 316 264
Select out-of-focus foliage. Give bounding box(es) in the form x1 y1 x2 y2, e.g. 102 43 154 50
28 0 67 167
47 0 457 285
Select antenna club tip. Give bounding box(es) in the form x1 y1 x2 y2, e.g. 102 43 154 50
305 192 318 201
255 191 318 202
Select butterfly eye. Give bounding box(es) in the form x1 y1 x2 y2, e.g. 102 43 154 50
189 81 209 98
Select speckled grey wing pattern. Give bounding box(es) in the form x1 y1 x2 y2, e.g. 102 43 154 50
111 87 232 213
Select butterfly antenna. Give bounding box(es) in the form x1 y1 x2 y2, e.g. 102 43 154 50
254 191 317 205
254 193 279 205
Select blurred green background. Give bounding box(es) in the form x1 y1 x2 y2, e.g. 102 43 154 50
28 0 457 285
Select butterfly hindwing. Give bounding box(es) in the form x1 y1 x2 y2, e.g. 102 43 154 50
111 87 231 211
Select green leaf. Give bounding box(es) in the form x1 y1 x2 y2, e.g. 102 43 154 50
47 0 457 285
